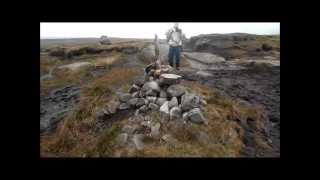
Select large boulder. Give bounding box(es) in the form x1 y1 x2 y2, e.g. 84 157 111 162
181 93 201 111
167 84 186 97
100 35 111 45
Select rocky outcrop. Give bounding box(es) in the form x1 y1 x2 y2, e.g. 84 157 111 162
184 33 280 59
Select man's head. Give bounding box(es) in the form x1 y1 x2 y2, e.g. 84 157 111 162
174 23 179 29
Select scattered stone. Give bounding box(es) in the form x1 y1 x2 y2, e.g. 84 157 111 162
159 101 170 120
196 70 212 78
141 121 152 128
133 79 145 87
188 108 206 124
182 112 189 121
156 98 167 106
129 98 138 107
161 134 179 147
118 103 130 110
181 93 201 111
159 90 167 98
131 91 140 98
105 100 120 115
195 131 210 145
135 98 146 107
168 97 178 109
116 133 128 146
122 124 140 134
133 134 145 150
118 93 132 103
170 106 182 120
167 84 186 97
151 122 161 139
146 96 157 104
138 105 148 113
129 84 140 93
148 103 159 111
145 89 158 97
142 81 161 93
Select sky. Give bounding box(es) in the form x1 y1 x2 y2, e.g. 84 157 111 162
40 23 280 39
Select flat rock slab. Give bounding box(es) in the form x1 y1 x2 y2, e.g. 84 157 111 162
58 62 93 71
183 52 225 64
159 74 182 85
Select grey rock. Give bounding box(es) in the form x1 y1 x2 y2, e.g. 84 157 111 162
133 79 145 87
142 81 161 92
196 70 213 78
181 93 201 111
168 97 178 109
146 96 157 104
145 89 158 97
161 134 179 147
170 106 182 120
129 98 138 107
122 124 140 134
160 90 167 98
105 100 120 115
188 108 206 124
141 121 152 128
159 101 170 120
151 122 161 139
167 84 186 97
139 105 148 113
182 112 189 121
118 103 130 110
116 133 128 146
159 73 182 85
148 103 159 111
118 93 132 103
131 91 140 98
136 98 146 107
156 98 167 106
195 131 210 145
129 84 140 93
133 134 145 150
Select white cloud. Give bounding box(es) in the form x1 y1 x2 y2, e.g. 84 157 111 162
40 22 280 39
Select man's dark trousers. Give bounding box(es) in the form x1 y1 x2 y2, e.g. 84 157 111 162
168 46 180 67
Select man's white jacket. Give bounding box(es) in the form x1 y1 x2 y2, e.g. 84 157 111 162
166 28 183 47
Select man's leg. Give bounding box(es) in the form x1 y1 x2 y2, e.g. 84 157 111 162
175 46 181 70
168 46 174 67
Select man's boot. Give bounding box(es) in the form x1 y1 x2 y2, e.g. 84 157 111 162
176 64 180 71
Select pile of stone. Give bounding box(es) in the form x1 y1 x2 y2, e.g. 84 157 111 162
95 46 207 150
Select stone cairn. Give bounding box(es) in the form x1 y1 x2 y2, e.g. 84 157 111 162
96 35 207 150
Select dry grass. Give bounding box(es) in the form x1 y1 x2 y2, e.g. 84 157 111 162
40 67 140 157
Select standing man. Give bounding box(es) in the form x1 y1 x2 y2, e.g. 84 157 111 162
166 23 183 70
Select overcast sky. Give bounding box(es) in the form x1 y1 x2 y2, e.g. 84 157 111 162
40 22 280 39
